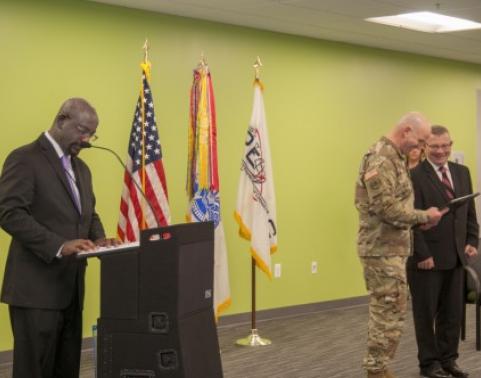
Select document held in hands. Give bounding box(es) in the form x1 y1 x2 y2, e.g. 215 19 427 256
445 192 480 210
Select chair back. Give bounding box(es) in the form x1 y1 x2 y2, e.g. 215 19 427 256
465 247 481 303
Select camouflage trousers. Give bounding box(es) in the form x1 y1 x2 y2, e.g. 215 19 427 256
360 256 408 373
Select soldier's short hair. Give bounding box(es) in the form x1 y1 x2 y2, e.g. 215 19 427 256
431 125 449 136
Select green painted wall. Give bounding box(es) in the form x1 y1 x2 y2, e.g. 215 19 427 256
1 0 481 351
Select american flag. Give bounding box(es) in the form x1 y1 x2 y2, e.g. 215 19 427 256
117 62 170 241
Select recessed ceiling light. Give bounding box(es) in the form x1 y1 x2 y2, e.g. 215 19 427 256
366 11 481 33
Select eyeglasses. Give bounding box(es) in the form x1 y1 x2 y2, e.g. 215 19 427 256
75 124 98 142
426 142 452 150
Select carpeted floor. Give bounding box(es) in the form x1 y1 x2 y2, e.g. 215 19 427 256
1 303 480 377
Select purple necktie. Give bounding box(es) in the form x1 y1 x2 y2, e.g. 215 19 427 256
439 166 454 200
61 155 82 213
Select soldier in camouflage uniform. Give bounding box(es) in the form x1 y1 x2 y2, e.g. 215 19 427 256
355 112 445 378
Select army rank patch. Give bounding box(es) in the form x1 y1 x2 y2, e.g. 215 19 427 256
364 169 379 181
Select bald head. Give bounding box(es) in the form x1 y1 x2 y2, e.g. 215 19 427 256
49 97 99 156
387 111 431 155
51 98 98 129
396 112 430 135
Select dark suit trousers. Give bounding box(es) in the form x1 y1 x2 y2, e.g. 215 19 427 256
9 290 82 378
407 266 463 369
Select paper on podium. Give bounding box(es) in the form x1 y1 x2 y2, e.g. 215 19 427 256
76 241 140 259
445 192 480 210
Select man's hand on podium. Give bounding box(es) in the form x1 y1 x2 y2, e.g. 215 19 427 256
94 237 122 248
61 239 96 256
74 238 139 258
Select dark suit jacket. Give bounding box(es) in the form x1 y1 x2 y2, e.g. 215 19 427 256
0 134 105 309
407 159 479 270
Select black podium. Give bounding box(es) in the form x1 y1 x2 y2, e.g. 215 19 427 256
96 222 223 378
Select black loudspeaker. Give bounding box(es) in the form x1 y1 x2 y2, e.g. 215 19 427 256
97 222 223 378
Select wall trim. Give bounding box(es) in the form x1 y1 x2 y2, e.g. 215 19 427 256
0 295 367 365
217 295 368 327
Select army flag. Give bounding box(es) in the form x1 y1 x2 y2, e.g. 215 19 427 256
117 61 170 242
187 65 231 318
234 79 277 278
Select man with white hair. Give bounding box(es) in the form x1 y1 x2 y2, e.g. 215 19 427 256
355 112 446 378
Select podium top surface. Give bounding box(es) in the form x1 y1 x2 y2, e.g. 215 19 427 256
76 241 139 259
75 222 214 259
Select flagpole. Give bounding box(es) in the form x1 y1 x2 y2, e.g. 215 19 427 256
236 56 271 347
198 51 208 75
254 56 262 80
143 38 149 63
139 39 150 230
252 257 256 329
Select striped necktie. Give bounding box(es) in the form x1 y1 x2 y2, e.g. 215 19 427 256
61 155 82 213
439 166 454 200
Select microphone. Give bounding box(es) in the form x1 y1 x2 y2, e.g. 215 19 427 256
80 141 161 227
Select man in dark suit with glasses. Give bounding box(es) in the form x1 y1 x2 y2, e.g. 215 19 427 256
408 125 479 378
0 97 117 377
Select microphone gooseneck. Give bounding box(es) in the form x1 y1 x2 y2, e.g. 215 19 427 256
85 143 161 227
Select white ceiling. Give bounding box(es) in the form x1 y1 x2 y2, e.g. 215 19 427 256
91 0 481 65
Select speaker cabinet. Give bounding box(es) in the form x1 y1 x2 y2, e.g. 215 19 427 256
97 222 223 378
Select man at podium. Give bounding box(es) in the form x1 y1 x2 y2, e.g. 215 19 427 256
0 98 116 378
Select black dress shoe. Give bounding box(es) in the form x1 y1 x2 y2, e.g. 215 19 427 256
420 366 450 378
442 362 469 378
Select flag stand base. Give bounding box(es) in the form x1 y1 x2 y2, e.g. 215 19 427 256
235 329 271 347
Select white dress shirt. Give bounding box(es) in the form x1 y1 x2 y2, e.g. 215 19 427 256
426 158 454 191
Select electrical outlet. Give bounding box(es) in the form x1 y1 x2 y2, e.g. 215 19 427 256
274 263 281 278
311 261 318 274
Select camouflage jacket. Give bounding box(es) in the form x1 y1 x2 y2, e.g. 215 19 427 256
355 137 429 257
